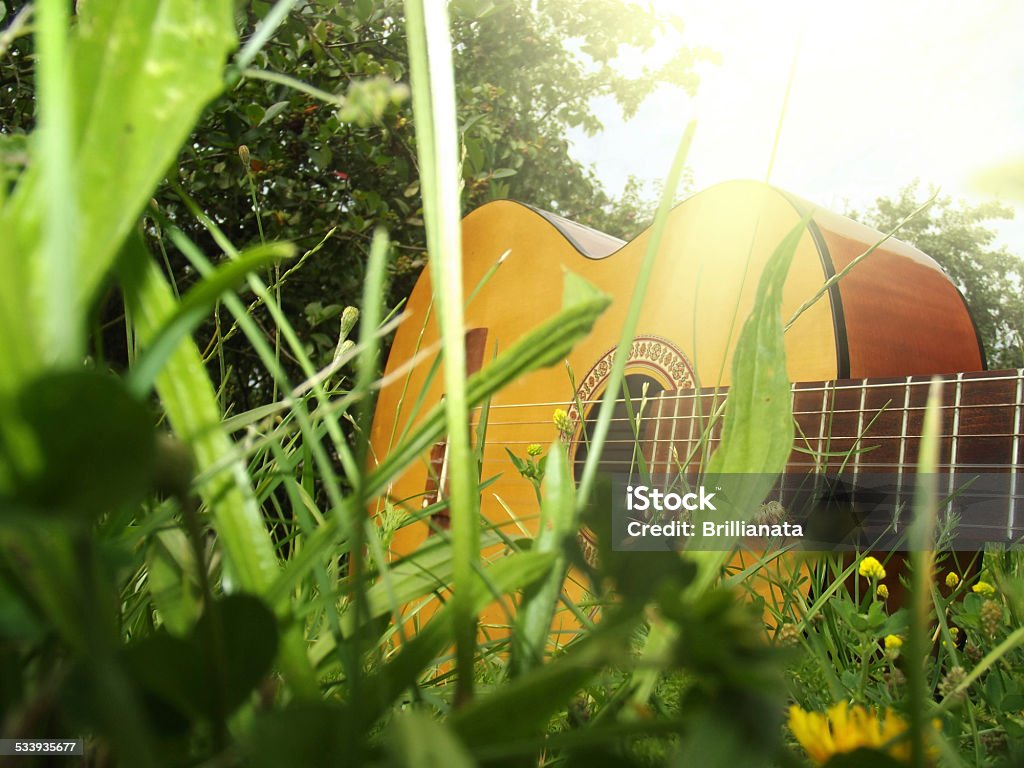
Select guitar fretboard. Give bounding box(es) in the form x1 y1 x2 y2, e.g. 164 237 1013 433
639 369 1024 543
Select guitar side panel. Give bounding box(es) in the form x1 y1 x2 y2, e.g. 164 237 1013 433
806 206 984 377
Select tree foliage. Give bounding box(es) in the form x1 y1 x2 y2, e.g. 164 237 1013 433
1 0 704 403
850 182 1023 369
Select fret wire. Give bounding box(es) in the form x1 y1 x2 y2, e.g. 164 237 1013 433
784 381 797 508
896 375 912 532
676 379 688 476
817 380 830 467
948 372 964 512
854 378 868 495
649 390 661 479
1012 370 1024 537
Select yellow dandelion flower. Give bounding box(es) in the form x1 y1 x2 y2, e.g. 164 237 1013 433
788 706 836 764
884 634 903 650
876 584 889 600
859 556 886 580
788 702 938 765
945 572 960 589
972 581 996 597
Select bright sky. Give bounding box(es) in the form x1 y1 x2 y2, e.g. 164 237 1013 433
568 0 1024 249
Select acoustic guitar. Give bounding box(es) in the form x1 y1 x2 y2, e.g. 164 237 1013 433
368 180 1022 620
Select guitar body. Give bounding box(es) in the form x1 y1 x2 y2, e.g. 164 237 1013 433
368 180 984 624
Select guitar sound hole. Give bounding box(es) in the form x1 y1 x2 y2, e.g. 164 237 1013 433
572 374 664 484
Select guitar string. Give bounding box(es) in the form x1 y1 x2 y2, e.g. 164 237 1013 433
475 369 1024 411
480 433 1024 445
402 457 1024 536
482 400 1024 429
481 397 1024 416
400 372 1024 538
473 455 1024 470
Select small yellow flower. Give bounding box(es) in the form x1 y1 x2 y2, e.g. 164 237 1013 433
526 443 543 457
859 556 886 580
945 572 960 589
788 702 938 765
884 634 903 650
876 584 889 600
942 626 961 649
552 408 571 434
972 581 996 597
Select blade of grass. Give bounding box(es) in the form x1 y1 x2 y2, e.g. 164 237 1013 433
232 0 302 73
404 0 478 705
907 377 943 768
785 192 939 330
348 227 391 708
36 0 78 364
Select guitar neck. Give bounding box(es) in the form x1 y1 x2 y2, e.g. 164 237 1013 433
642 369 1024 542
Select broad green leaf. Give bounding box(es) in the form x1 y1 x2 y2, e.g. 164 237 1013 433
0 370 155 515
688 216 808 592
705 217 807 477
0 0 236 391
70 0 235 306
